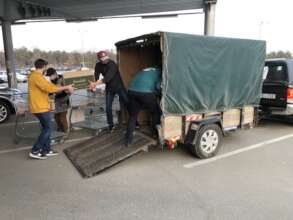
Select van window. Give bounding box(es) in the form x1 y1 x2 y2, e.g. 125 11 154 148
263 63 288 82
263 66 269 80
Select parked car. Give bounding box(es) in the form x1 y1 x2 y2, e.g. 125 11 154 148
260 59 293 118
16 72 27 82
0 86 25 123
0 71 27 83
0 71 8 83
16 68 30 76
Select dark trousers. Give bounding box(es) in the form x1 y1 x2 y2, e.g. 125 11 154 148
106 88 128 127
126 91 161 144
54 111 68 132
32 112 52 153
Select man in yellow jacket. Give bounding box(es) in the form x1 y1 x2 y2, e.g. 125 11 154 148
28 59 74 159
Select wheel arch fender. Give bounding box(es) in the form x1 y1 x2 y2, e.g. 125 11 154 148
0 97 16 114
185 117 223 145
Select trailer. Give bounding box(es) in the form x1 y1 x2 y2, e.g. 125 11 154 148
115 32 266 159
64 32 266 177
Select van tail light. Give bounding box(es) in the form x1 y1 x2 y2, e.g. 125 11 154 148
287 87 293 104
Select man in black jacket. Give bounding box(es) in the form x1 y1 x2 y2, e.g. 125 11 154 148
89 51 128 131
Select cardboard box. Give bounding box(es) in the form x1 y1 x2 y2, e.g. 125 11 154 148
63 70 95 90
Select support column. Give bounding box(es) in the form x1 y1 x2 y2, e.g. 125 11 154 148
204 0 217 36
1 20 17 88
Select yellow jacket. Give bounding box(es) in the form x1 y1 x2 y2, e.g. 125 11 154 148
28 70 58 113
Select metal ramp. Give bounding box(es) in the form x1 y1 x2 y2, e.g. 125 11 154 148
64 128 155 178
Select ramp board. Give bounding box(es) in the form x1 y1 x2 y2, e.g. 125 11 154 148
64 129 155 178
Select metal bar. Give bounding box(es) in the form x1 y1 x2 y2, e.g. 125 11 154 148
204 1 216 36
1 20 17 88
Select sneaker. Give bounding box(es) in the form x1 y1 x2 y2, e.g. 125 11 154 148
46 150 59 157
135 122 140 129
109 125 116 133
29 151 48 160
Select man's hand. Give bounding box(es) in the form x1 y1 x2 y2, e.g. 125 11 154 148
57 84 75 94
88 81 96 91
95 79 103 85
65 84 75 94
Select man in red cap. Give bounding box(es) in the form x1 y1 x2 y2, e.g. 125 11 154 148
89 50 128 131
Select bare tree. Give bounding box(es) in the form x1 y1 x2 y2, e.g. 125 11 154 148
267 50 293 59
0 47 117 69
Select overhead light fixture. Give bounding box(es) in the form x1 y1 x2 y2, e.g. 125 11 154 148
141 14 178 19
12 22 26 25
141 11 203 19
13 18 64 24
98 10 203 20
66 18 98 23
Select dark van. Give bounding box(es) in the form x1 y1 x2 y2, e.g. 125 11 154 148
260 59 293 117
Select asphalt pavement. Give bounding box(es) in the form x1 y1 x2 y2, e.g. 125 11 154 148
1 119 293 220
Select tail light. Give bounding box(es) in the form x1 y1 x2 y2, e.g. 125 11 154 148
164 136 180 150
287 87 293 104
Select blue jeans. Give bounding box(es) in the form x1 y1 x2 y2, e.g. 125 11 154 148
126 91 161 144
106 88 128 127
32 112 52 153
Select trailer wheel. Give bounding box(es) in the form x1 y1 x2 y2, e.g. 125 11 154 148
189 124 223 159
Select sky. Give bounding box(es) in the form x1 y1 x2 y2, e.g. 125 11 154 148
0 0 293 53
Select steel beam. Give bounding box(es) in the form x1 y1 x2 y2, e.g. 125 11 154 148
204 0 217 36
1 20 17 88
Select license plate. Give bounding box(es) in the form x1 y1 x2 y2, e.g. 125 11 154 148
261 93 276 99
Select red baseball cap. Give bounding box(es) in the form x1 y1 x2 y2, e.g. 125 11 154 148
97 51 109 61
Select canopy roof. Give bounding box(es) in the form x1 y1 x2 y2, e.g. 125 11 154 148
0 0 206 22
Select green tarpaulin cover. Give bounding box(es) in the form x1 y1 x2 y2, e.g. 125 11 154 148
161 32 266 115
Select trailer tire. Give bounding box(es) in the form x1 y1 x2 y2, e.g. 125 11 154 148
189 124 223 159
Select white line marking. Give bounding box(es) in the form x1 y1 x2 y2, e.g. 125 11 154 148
184 133 293 169
0 136 92 155
0 146 32 154
0 120 38 127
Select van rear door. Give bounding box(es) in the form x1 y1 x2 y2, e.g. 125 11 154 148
260 61 289 109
